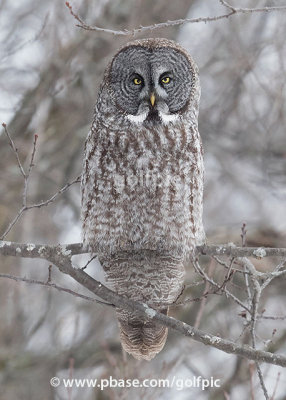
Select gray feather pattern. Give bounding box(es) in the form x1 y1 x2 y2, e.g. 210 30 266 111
81 38 205 360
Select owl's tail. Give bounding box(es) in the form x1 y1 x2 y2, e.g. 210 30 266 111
116 308 168 361
101 251 185 361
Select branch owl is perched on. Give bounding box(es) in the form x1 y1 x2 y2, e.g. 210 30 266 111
81 38 205 360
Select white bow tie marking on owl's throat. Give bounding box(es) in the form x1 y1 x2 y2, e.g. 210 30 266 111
126 111 149 124
158 112 179 124
127 110 179 125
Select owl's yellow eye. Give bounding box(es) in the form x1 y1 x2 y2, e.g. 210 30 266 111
133 78 142 85
161 76 171 84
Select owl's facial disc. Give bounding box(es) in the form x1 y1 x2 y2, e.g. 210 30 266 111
110 46 193 126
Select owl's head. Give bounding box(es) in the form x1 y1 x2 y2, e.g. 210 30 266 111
105 38 200 126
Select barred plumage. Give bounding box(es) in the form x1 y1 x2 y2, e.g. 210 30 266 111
81 38 205 360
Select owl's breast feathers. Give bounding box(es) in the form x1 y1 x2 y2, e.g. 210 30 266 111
81 121 205 258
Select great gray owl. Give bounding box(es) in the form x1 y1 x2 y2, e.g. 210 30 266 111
81 38 205 360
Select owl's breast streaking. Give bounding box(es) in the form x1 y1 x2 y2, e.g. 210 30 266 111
81 119 204 258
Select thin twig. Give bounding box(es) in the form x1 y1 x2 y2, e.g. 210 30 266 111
1 123 81 239
249 362 255 400
221 1 286 14
237 258 269 399
270 372 281 400
81 254 97 270
46 264 52 284
0 273 114 307
0 175 80 240
25 175 81 210
194 259 215 329
23 133 38 207
241 222 247 247
192 256 251 313
0 207 26 241
219 0 236 12
2 123 26 178
213 255 249 274
2 124 39 207
259 315 286 321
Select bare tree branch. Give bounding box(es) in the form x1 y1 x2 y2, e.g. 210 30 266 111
1 240 285 260
220 0 286 14
65 1 286 37
23 133 38 206
1 123 81 240
197 244 286 258
0 175 80 240
237 258 269 399
2 123 26 178
1 239 286 367
192 255 250 312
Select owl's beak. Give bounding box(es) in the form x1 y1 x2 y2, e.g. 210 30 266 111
150 92 156 107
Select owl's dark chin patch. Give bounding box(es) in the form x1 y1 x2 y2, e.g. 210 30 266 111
143 109 161 126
